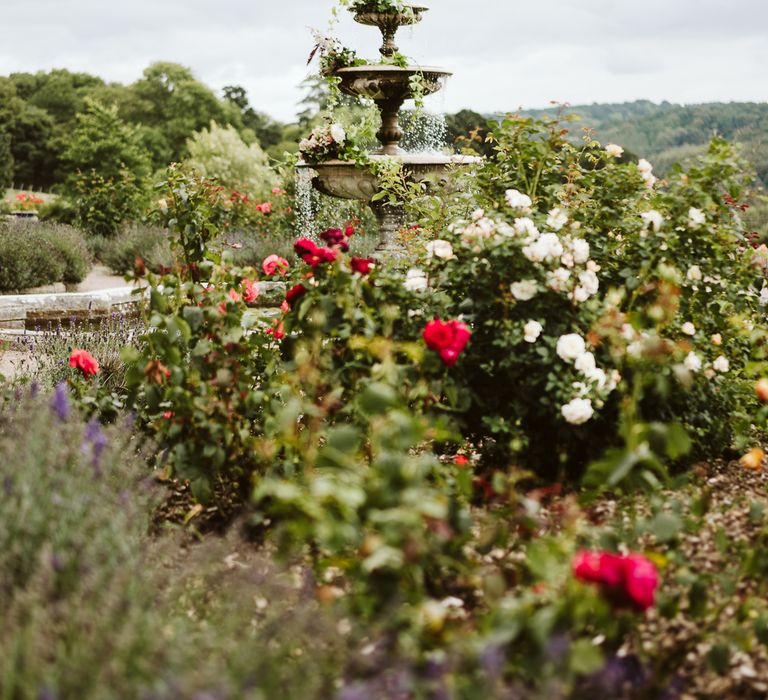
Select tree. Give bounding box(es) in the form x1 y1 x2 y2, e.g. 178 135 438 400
445 109 494 157
0 78 18 187
223 85 285 150
124 62 243 168
186 121 277 196
61 98 152 235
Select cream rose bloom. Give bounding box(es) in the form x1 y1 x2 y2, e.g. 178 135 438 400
556 334 586 362
561 398 595 425
511 280 539 301
605 144 624 158
523 320 543 343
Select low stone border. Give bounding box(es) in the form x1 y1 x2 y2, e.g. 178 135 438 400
0 282 286 330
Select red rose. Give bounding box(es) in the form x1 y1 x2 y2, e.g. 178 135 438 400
69 349 100 377
228 288 242 303
423 319 471 367
350 257 375 275
266 320 285 340
294 238 318 258
286 284 308 308
319 228 348 251
345 225 355 238
573 550 659 612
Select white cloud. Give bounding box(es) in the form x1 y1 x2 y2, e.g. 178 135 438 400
0 0 765 121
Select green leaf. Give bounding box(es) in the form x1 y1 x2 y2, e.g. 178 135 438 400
651 512 683 543
569 639 604 675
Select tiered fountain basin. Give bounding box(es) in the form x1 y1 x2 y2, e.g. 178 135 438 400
336 64 449 103
300 153 481 201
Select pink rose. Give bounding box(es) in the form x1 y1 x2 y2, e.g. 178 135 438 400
262 255 289 277
573 550 659 612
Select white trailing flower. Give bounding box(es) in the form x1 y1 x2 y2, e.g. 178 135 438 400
546 208 569 231
561 398 595 425
760 285 768 306
641 210 664 232
571 239 590 264
556 334 586 362
686 265 702 281
511 280 539 301
688 207 706 228
523 320 543 343
605 144 624 158
505 189 532 211
621 323 637 341
522 233 563 263
329 123 346 144
426 239 454 260
684 351 702 372
713 355 730 373
681 322 696 336
403 268 428 292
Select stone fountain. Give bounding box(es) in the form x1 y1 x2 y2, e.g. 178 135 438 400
299 3 480 252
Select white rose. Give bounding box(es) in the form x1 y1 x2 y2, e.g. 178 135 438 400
403 268 428 292
561 398 594 425
556 334 586 362
621 323 637 341
585 367 608 390
505 189 532 211
760 286 768 306
572 286 590 303
514 217 539 240
546 208 569 231
523 320 543 343
511 280 539 301
471 208 485 221
571 239 590 264
684 351 702 372
686 265 702 281
605 144 624 158
574 351 597 375
688 207 706 228
426 239 454 260
637 159 657 188
547 267 571 292
330 123 346 144
638 158 653 174
681 322 696 336
641 210 664 232
713 355 730 373
576 270 599 298
711 333 722 346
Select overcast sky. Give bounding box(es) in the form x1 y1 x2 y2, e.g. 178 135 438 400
0 0 766 122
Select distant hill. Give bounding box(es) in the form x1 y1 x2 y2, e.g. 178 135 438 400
498 100 768 189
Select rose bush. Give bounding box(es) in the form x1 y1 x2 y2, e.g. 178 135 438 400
409 115 764 479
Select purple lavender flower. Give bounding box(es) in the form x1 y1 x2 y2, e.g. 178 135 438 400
50 382 71 422
29 381 40 398
37 687 58 700
3 475 13 496
83 417 109 475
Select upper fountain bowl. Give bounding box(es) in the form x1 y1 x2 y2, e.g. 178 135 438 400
336 64 451 103
353 3 429 29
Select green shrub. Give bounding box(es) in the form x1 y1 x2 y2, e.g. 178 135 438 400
101 223 172 274
0 221 91 291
